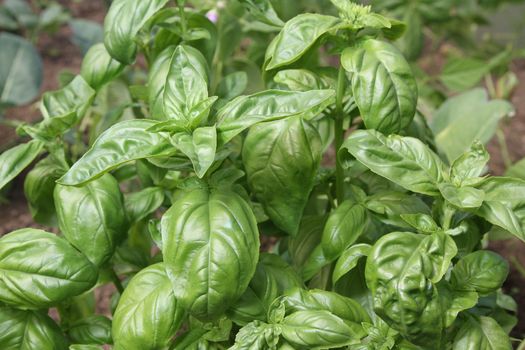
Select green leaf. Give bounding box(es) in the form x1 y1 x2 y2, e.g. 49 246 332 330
400 213 440 233
148 46 176 120
24 157 65 226
161 187 260 320
238 0 284 28
243 116 322 235
68 315 112 345
265 14 343 70
216 71 248 101
35 75 96 137
55 174 127 266
364 191 431 227
171 125 217 178
230 321 281 350
274 69 332 91
69 345 104 350
216 89 334 145
452 316 512 350
281 310 364 348
227 253 301 325
113 263 185 349
125 187 165 224
103 0 169 64
340 130 445 196
430 88 514 162
281 288 370 324
365 231 457 346
438 183 485 209
163 45 209 127
475 177 525 241
70 19 103 55
59 119 174 185
0 228 98 308
0 32 42 106
505 157 525 180
333 243 371 285
288 216 326 270
321 200 367 261
0 140 43 191
451 141 489 185
451 251 509 295
81 43 124 90
0 306 67 350
341 39 418 134
440 57 488 92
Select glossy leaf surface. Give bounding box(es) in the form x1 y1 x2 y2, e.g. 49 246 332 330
0 229 98 308
81 43 124 90
0 140 43 191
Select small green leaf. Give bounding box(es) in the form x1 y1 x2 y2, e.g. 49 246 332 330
68 315 112 345
125 187 165 224
321 200 367 261
439 183 485 209
171 125 217 178
333 243 371 285
451 141 489 185
0 140 43 191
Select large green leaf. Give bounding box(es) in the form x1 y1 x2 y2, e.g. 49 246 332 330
0 229 98 308
0 32 42 106
161 187 260 321
55 174 127 266
59 119 174 185
452 316 512 350
216 89 334 145
341 39 417 134
365 231 457 346
321 200 367 261
113 263 184 350
243 116 322 235
103 0 169 64
0 306 67 350
430 88 514 161
81 43 124 90
0 140 43 191
340 130 446 196
148 46 176 120
265 14 343 70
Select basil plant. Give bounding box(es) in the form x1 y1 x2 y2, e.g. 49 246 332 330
0 0 522 349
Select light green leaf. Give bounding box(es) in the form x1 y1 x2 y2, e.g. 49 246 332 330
452 316 512 350
68 315 112 345
440 57 488 92
430 88 514 161
125 187 165 223
333 243 371 285
171 125 217 178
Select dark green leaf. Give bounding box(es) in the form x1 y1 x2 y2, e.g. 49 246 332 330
68 315 112 345
452 316 512 350
125 187 164 224
333 243 371 285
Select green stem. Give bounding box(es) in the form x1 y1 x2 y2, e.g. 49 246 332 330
496 127 512 170
334 66 346 205
178 1 187 37
441 203 455 230
109 268 124 294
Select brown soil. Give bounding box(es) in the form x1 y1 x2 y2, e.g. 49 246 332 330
0 0 524 343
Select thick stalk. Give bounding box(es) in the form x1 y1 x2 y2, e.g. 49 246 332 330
334 66 346 205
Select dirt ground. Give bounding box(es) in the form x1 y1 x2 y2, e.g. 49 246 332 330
1 0 525 343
